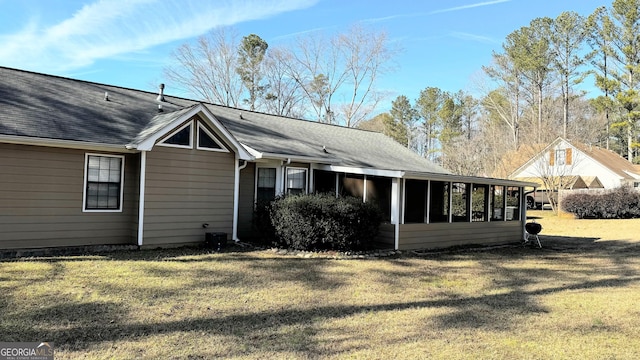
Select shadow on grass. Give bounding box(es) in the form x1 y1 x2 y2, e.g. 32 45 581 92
2 274 637 356
1 234 639 356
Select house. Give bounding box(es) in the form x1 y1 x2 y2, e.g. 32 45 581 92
0 66 534 251
510 137 640 189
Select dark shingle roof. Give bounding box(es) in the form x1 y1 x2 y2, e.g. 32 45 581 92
0 66 449 174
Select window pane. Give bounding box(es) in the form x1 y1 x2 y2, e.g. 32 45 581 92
86 183 99 208
257 168 276 203
472 184 487 222
491 186 505 221
198 126 222 149
163 125 191 146
452 182 468 222
258 168 276 188
429 181 450 223
286 168 306 194
88 168 99 182
506 187 521 221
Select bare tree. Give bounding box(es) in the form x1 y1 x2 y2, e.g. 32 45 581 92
335 26 394 127
285 25 396 127
260 47 305 117
164 28 243 107
482 53 524 149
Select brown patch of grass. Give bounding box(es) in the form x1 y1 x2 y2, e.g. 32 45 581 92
1 214 639 359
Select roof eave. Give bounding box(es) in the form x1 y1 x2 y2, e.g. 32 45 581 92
250 149 342 165
0 134 135 153
405 170 538 187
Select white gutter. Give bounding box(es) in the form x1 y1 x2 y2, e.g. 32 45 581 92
403 170 538 187
137 151 147 247
318 165 405 178
232 157 247 242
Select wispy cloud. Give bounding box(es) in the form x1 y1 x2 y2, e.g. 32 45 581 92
361 0 510 24
450 32 501 44
429 0 510 15
271 25 337 41
0 0 317 72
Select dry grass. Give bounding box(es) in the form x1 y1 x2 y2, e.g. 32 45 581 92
1 211 640 359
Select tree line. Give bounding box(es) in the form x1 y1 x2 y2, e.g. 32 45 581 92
165 0 640 176
369 0 640 175
165 25 396 128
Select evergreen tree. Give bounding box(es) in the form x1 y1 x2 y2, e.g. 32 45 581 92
237 34 269 111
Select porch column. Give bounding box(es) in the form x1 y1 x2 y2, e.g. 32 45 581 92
363 174 367 202
232 156 241 242
391 177 402 250
520 186 527 240
137 151 147 247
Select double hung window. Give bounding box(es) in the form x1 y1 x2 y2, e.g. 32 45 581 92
84 154 124 211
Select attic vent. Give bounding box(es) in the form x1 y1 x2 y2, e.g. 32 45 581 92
104 92 109 101
157 83 165 102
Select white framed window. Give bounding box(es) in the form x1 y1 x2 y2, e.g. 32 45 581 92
286 167 308 195
158 121 193 149
196 122 228 152
555 149 566 166
256 167 277 203
83 153 125 212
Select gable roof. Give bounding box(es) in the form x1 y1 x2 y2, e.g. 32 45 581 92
0 66 449 175
571 141 640 180
493 143 547 178
509 137 640 181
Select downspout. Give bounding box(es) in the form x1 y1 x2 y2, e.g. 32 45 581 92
232 158 247 242
137 151 147 247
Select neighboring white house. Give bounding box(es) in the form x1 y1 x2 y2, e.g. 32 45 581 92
510 137 640 190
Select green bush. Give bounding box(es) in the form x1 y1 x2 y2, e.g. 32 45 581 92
562 186 640 219
260 193 383 251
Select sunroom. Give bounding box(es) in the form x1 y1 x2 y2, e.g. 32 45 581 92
311 166 535 250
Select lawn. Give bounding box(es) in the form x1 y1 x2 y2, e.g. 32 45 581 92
1 211 639 359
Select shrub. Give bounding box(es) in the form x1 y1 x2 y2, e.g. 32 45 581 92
562 186 640 219
264 193 383 251
252 199 278 246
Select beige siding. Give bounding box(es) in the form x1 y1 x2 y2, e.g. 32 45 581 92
0 143 138 249
398 221 523 250
238 162 256 239
375 223 395 246
142 146 234 246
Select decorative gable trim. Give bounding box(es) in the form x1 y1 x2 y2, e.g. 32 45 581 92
133 103 253 160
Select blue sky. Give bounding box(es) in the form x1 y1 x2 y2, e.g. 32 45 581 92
0 0 611 106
